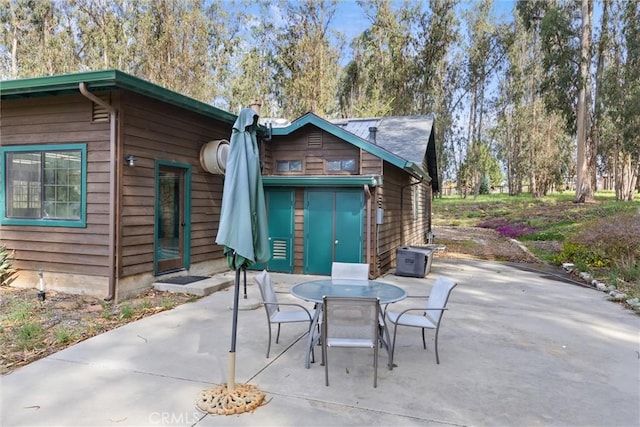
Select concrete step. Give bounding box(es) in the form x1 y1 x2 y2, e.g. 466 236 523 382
153 275 234 297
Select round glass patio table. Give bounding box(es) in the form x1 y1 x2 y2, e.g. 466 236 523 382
291 279 407 304
291 279 407 369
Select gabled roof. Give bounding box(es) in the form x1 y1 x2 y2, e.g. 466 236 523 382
0 69 237 124
272 112 431 181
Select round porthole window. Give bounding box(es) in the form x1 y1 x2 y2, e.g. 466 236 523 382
200 139 229 175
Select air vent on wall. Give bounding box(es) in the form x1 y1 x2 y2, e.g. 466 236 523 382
92 94 111 122
200 139 230 175
272 239 288 260
308 131 322 148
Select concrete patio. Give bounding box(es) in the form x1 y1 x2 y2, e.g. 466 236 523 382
1 258 638 426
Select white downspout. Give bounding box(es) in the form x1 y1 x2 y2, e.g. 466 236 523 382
79 83 117 301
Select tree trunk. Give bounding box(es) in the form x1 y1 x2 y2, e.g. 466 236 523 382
575 0 594 203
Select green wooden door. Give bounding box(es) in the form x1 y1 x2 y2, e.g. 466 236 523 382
304 189 363 275
155 163 191 275
334 191 364 262
264 189 295 273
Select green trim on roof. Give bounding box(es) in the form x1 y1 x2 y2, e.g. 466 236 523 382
0 69 237 124
263 175 382 187
271 112 427 180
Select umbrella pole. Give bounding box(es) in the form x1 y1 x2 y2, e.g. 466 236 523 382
228 268 241 392
196 266 264 415
243 268 247 299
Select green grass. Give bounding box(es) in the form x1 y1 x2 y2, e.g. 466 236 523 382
3 300 36 323
16 322 44 350
433 191 640 298
119 304 134 320
54 326 76 345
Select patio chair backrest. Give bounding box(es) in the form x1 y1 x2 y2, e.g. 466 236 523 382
323 296 379 346
331 262 369 281
425 276 457 323
255 269 278 317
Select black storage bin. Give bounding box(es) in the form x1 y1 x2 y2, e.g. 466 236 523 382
395 246 433 277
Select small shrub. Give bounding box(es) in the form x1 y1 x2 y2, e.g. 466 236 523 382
618 260 640 284
562 211 640 269
119 304 134 319
4 300 35 323
137 300 154 310
55 326 75 345
0 245 18 286
554 241 608 268
16 323 44 350
101 305 113 320
161 299 175 310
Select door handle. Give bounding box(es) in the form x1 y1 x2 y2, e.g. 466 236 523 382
334 240 339 245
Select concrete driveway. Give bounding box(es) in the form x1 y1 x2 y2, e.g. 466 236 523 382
1 258 638 426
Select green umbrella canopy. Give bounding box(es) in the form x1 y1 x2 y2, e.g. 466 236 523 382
215 107 270 270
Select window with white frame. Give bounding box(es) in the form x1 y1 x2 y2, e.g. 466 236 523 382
326 159 356 173
1 144 86 226
276 160 302 172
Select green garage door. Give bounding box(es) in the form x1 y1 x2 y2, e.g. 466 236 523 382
304 189 363 275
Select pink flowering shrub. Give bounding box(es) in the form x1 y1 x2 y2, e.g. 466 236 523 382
476 219 538 239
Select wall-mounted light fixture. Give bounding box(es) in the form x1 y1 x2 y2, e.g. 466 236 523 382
125 154 136 167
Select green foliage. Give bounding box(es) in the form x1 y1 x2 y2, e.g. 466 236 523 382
434 192 639 296
563 211 640 268
522 230 565 242
55 326 75 345
554 242 608 269
16 322 44 351
119 304 134 320
0 245 18 286
161 299 175 310
4 300 34 323
101 304 113 320
479 176 491 194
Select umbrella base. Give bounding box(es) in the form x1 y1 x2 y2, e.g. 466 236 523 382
196 383 265 415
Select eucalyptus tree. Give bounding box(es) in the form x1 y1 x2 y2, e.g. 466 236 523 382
271 0 341 118
127 0 240 103
225 1 279 115
574 0 594 202
0 0 76 78
598 0 639 201
337 0 417 118
70 0 132 71
411 0 460 195
459 0 506 197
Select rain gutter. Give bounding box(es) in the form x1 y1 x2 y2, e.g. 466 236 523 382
79 83 117 301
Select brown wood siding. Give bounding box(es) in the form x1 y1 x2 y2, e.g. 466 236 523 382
260 139 273 175
0 94 112 277
292 188 305 274
376 163 430 273
269 129 360 175
361 151 383 175
118 91 230 277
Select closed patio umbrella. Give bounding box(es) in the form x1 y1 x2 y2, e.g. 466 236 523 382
197 106 270 415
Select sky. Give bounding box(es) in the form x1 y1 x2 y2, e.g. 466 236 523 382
330 0 518 41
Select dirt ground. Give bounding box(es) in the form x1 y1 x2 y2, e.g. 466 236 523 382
1 226 546 375
0 287 197 374
433 225 558 263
